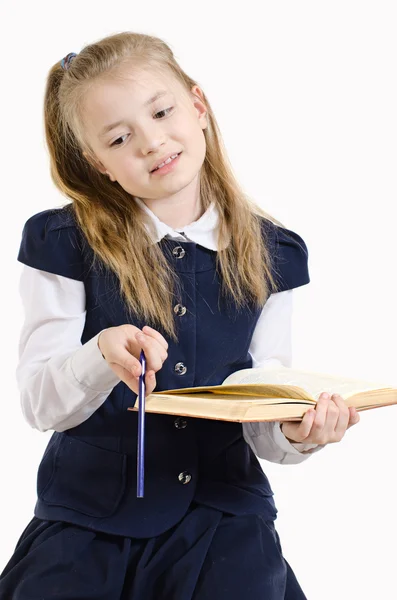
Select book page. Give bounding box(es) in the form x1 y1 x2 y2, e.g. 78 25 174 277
223 366 391 400
130 394 315 422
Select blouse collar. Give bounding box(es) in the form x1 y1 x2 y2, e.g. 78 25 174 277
134 197 219 251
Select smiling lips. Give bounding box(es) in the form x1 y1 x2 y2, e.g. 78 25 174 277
150 152 182 175
151 152 181 172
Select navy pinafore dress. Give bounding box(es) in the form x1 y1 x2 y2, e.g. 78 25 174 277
0 207 310 599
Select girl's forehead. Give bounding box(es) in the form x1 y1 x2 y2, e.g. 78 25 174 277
93 67 184 100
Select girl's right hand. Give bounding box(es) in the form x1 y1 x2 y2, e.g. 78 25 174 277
97 324 168 396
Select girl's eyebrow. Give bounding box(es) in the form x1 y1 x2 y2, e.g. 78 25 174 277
98 90 169 138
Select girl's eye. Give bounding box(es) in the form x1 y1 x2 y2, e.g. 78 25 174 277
110 107 174 148
154 106 174 119
111 134 128 147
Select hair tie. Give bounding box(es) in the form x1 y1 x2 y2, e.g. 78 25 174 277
60 52 78 71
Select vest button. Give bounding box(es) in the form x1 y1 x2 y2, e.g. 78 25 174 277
174 362 187 375
172 246 186 259
174 417 188 429
174 304 187 316
178 471 192 485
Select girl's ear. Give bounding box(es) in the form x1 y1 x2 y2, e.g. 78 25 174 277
190 85 208 130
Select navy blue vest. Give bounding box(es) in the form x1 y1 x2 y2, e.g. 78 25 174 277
17 207 310 538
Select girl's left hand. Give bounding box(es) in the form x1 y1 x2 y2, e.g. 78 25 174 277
281 392 360 445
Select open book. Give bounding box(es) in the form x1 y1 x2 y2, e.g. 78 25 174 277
128 365 397 423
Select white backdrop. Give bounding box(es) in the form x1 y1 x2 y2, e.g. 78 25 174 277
1 1 396 598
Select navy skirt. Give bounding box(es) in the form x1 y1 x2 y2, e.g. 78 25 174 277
0 502 307 599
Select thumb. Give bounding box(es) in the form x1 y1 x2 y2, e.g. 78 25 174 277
347 407 360 429
282 409 316 443
144 370 157 396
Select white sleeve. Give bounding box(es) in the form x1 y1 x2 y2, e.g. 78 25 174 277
16 265 121 433
243 290 325 464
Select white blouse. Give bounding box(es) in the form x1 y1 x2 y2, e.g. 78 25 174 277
16 199 324 465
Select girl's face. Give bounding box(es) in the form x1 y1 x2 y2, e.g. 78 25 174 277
81 67 208 203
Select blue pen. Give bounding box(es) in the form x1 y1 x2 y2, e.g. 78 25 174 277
137 350 146 498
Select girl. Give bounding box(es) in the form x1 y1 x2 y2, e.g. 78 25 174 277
0 31 360 599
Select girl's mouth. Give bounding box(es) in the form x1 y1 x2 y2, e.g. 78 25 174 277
151 152 182 175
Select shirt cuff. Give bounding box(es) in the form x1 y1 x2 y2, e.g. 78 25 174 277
273 421 322 454
70 332 121 392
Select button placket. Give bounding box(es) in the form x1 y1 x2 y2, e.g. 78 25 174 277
171 243 189 378
171 241 192 486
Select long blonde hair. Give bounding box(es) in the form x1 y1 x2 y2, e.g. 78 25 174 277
44 31 285 341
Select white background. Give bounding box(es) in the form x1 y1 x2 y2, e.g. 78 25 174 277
1 1 396 598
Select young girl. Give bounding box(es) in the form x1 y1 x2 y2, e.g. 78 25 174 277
0 31 360 599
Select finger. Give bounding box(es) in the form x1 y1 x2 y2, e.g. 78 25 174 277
141 325 169 351
107 347 142 377
107 361 141 395
124 369 157 396
135 333 167 371
321 396 342 439
330 394 350 437
135 330 168 361
311 394 331 436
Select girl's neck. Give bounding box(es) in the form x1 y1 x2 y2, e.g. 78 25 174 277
139 179 204 230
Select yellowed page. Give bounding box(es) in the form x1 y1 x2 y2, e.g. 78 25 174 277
128 393 315 422
154 382 311 399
